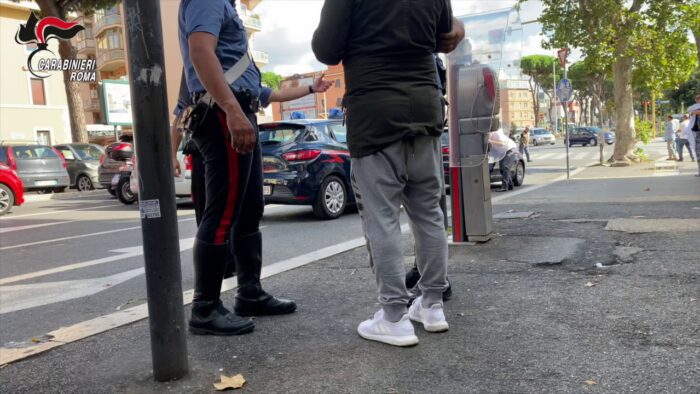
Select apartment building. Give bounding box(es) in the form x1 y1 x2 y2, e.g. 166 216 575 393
272 64 346 121
500 79 536 130
72 0 268 142
0 1 73 145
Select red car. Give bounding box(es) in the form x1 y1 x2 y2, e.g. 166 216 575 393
0 163 25 216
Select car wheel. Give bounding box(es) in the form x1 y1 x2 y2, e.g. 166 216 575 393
117 177 137 205
77 175 94 192
107 188 117 197
589 138 597 146
313 175 346 220
512 162 525 186
0 184 14 216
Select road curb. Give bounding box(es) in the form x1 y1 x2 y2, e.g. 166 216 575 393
23 189 109 203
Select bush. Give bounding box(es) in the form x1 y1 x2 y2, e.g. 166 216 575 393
635 119 652 145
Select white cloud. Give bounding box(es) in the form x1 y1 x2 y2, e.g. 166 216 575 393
255 0 549 76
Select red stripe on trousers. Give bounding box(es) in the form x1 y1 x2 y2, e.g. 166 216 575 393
214 111 239 244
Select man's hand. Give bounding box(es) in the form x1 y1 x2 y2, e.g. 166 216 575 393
437 17 466 53
312 73 333 94
222 102 256 154
172 156 181 177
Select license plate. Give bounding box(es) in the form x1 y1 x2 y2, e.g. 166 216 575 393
35 180 57 186
111 174 120 185
263 185 272 196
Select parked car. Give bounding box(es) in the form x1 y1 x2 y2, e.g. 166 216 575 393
0 143 70 192
0 163 24 216
603 130 615 145
122 144 192 205
440 130 525 188
53 143 104 191
259 119 354 219
568 126 602 147
530 128 556 145
98 142 134 196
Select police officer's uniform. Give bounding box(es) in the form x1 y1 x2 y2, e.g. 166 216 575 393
179 0 295 336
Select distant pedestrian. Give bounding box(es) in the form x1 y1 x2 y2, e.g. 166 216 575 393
687 94 700 176
664 115 679 161
489 130 519 192
677 114 695 162
519 127 531 162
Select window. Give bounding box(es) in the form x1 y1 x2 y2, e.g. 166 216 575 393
327 124 347 144
31 78 46 105
12 145 58 159
36 130 51 145
74 145 103 160
56 147 75 160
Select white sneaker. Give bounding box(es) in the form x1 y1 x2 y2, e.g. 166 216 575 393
408 296 449 332
357 309 419 347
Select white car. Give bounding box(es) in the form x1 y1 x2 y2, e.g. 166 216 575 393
530 128 556 145
118 147 191 205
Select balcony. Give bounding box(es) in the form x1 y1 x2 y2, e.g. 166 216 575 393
252 50 269 66
75 38 95 54
97 48 125 72
94 13 121 36
241 13 261 32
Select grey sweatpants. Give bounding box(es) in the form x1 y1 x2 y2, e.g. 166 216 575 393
351 135 448 322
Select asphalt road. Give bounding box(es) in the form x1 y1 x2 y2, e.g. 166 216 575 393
0 139 671 347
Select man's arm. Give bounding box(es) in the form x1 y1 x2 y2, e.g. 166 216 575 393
269 74 332 103
171 119 183 177
312 0 353 65
437 17 465 53
189 32 255 153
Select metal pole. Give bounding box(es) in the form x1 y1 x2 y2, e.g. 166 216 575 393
121 0 189 381
564 64 570 180
552 55 557 135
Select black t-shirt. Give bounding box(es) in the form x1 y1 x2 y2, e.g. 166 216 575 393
312 0 453 158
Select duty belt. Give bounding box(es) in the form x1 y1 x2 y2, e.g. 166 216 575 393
193 89 260 114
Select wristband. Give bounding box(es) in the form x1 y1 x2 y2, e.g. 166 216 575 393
308 85 314 94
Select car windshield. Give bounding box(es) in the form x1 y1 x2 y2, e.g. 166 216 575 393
532 129 548 135
12 145 59 160
74 145 103 160
259 126 304 145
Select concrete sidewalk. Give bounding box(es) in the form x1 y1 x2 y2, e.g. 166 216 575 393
1 165 699 393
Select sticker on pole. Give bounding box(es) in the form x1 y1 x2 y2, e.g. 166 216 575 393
557 79 573 103
140 199 161 219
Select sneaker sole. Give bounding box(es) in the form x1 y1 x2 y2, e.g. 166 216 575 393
357 331 419 347
235 304 297 317
408 310 449 333
188 324 255 336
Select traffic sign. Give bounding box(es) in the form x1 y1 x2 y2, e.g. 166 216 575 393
557 48 569 67
557 79 573 103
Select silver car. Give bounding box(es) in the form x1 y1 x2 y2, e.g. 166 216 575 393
0 144 70 193
54 143 104 191
530 128 556 145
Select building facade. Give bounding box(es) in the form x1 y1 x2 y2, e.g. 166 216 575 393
272 64 346 121
500 79 536 131
0 1 72 145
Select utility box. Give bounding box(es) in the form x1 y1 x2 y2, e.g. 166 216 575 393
447 49 500 243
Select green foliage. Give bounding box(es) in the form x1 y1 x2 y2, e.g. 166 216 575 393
635 119 652 145
666 70 700 111
261 71 283 90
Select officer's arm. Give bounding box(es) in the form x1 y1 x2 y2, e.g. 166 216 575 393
188 32 245 119
269 74 333 103
312 0 353 65
437 17 465 53
170 119 183 177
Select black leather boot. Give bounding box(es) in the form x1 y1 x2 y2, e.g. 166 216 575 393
233 231 297 317
189 239 255 336
223 241 236 279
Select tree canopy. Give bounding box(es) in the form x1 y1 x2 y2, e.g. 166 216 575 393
262 71 284 90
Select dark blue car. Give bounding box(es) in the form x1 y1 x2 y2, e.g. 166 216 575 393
260 119 354 220
568 126 615 147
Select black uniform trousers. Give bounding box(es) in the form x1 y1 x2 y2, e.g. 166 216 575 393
191 106 263 247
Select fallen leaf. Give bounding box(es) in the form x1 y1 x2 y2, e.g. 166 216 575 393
213 374 246 391
585 379 597 385
585 282 596 287
30 338 40 343
644 188 650 192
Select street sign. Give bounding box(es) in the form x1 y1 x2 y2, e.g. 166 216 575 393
656 100 670 105
557 48 569 68
556 78 573 103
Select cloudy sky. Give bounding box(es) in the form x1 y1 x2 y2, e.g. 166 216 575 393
252 0 553 77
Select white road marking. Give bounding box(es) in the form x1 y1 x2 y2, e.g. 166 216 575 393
0 238 195 285
535 153 556 159
493 162 594 203
0 217 196 251
0 203 122 220
0 220 77 234
0 268 145 314
573 152 591 160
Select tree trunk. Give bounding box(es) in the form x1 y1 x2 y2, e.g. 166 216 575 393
693 29 700 67
610 50 637 164
36 0 88 143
